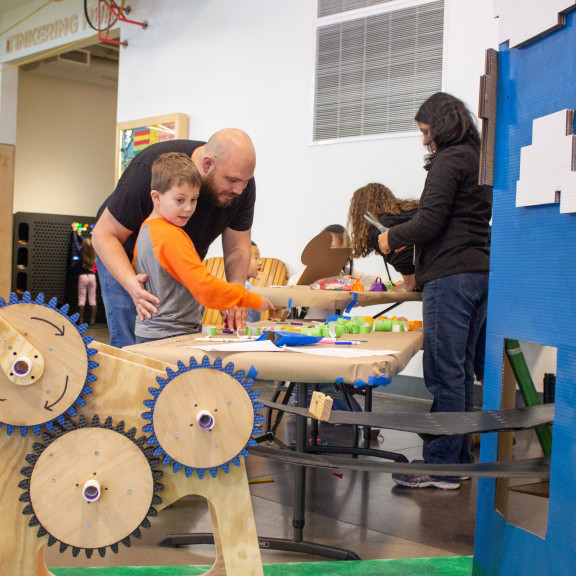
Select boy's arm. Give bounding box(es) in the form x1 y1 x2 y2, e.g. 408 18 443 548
153 223 262 313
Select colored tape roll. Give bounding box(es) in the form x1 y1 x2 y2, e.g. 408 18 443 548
359 325 371 334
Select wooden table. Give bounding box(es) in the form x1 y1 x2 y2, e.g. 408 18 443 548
251 285 422 312
125 328 423 560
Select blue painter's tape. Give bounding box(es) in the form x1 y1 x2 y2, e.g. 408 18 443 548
247 365 258 379
288 298 293 310
345 292 359 314
334 375 392 389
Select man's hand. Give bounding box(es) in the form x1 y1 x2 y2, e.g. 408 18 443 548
222 306 248 332
126 274 160 321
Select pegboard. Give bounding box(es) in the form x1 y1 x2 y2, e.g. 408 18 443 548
11 212 102 317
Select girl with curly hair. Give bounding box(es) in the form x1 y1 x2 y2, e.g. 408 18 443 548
347 183 419 291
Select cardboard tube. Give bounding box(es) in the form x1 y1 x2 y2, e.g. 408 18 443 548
83 479 101 502
197 410 215 431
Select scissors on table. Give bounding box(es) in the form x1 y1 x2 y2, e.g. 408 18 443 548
363 211 389 234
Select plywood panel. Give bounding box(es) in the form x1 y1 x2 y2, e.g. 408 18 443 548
0 145 15 301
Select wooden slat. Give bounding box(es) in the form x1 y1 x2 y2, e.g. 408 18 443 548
201 257 288 326
0 145 15 301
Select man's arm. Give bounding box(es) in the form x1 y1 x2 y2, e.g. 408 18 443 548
92 207 160 320
221 227 252 329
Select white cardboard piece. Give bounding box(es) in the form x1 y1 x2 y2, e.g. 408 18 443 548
516 109 576 213
494 0 576 48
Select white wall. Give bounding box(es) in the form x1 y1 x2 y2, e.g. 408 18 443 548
116 0 497 274
1 0 499 378
14 72 117 216
115 0 497 375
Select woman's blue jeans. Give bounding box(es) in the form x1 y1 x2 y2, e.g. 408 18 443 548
422 272 489 476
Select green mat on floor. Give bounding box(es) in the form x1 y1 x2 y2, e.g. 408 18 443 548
52 556 473 575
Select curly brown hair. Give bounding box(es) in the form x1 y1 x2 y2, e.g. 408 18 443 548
347 183 419 258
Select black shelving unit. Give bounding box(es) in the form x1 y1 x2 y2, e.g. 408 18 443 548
11 212 104 321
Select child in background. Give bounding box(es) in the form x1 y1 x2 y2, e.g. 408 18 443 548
71 223 98 325
347 183 419 291
245 241 268 323
132 152 274 344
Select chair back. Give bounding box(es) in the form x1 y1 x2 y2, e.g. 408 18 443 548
201 256 288 326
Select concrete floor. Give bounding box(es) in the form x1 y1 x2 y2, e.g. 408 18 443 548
42 324 548 571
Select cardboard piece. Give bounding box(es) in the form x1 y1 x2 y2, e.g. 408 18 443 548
474 7 576 575
494 0 574 48
296 232 352 285
516 109 576 213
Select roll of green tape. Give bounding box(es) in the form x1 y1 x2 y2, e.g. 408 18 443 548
359 325 371 334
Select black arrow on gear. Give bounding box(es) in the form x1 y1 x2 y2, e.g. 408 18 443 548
44 376 68 411
30 317 65 336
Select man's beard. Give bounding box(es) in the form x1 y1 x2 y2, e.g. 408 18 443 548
200 173 237 208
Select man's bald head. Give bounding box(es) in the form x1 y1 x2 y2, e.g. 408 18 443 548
205 128 256 167
197 129 256 207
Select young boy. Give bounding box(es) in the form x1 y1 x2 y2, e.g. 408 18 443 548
133 152 273 343
245 241 268 323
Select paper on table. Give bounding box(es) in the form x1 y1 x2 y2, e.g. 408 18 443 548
290 347 399 358
187 340 282 353
187 340 398 358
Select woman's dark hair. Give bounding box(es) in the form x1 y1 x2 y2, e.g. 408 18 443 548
415 92 481 167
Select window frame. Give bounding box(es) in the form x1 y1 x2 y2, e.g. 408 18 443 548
310 0 447 146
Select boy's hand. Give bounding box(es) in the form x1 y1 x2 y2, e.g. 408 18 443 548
258 296 275 311
127 274 160 321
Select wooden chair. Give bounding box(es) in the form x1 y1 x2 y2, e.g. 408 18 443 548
201 256 288 327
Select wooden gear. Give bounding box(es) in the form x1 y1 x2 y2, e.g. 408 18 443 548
0 293 265 576
21 416 163 556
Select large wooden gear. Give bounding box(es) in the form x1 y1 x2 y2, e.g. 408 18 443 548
0 293 265 576
19 415 163 558
0 293 98 436
144 358 264 478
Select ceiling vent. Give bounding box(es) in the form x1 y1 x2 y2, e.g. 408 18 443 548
57 49 91 66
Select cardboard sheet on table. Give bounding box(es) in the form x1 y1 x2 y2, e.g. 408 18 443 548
296 231 352 285
251 285 422 309
189 339 399 358
124 330 423 385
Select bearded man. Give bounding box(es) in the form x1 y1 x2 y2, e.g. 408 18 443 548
93 128 257 348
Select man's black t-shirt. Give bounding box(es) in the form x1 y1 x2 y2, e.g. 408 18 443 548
97 139 256 260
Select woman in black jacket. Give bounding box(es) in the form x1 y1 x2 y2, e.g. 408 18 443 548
379 92 492 490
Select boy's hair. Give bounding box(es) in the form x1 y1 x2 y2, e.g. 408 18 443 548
151 152 202 193
322 224 351 248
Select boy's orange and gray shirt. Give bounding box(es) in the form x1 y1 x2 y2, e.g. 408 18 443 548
133 217 262 339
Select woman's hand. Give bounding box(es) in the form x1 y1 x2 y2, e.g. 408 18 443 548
378 231 391 254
